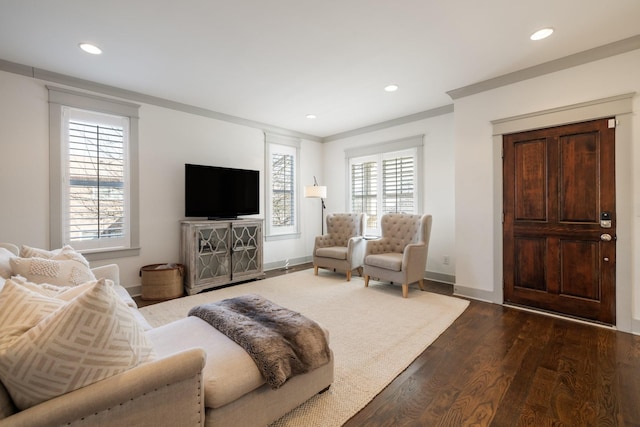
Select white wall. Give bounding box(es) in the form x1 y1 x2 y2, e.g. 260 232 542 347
452 49 640 333
323 112 456 280
0 69 324 291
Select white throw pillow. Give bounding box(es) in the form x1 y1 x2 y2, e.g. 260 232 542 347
0 278 155 410
0 248 15 279
9 257 96 287
20 244 90 267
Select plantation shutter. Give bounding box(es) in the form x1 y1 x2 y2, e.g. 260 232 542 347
64 108 129 250
382 156 414 213
264 132 300 238
350 160 378 229
346 137 422 235
271 152 295 227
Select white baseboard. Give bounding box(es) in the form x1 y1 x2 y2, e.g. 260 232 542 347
453 284 496 303
424 271 455 284
264 256 312 272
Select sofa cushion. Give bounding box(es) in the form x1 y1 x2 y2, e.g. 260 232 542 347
0 278 155 410
147 316 265 409
365 252 403 271
9 256 96 287
315 246 348 260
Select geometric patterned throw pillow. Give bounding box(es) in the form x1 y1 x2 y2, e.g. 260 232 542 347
0 278 155 409
0 280 66 351
9 256 96 287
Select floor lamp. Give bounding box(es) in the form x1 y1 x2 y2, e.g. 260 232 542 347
304 177 327 234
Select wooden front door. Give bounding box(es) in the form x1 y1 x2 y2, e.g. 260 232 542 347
503 118 616 324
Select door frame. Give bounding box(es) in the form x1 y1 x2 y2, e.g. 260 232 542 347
490 93 634 331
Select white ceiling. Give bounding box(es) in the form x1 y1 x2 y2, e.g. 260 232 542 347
1 0 639 139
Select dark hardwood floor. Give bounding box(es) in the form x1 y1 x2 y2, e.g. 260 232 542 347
136 265 640 426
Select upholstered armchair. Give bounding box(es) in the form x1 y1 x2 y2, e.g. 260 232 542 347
313 213 366 281
363 213 433 298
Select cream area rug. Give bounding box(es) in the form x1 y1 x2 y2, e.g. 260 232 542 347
139 269 469 426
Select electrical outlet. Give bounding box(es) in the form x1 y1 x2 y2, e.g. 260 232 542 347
443 255 450 265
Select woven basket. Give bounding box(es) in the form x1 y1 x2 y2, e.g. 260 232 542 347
140 263 184 301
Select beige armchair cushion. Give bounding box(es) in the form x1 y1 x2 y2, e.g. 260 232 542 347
365 252 403 271
315 246 348 260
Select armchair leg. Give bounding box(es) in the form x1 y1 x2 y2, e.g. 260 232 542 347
346 270 352 281
402 283 409 298
364 275 370 287
357 267 363 277
314 265 319 276
418 279 425 291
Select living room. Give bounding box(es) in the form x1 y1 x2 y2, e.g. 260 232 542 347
1 2 639 334
1 1 640 425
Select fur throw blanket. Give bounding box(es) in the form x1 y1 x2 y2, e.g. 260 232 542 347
188 294 331 388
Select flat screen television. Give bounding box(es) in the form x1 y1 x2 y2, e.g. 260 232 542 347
185 163 259 219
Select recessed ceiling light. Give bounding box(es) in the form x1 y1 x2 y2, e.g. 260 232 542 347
530 28 554 41
306 114 317 119
79 43 102 55
384 84 399 92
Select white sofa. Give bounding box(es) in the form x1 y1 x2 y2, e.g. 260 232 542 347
0 243 334 427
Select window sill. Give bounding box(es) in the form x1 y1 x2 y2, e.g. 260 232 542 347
265 233 301 242
82 247 141 262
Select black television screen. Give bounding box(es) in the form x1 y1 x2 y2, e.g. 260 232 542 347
185 164 259 219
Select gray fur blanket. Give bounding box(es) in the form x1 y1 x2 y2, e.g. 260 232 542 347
188 294 331 388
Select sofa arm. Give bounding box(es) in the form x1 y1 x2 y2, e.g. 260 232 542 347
0 348 206 427
91 263 120 287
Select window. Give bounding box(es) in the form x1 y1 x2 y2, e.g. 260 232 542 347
49 87 140 257
65 109 128 249
346 135 423 235
265 133 300 239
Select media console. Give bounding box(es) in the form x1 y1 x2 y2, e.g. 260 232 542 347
181 219 264 295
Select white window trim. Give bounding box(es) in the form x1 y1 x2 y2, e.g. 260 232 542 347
264 132 301 240
345 135 424 235
48 86 140 260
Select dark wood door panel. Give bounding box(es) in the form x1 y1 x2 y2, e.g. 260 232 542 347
559 239 599 300
513 237 547 292
514 138 548 221
559 131 599 222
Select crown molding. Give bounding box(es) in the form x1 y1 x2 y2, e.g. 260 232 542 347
322 104 454 142
0 58 321 142
447 34 640 100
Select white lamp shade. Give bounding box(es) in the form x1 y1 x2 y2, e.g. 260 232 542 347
304 185 327 198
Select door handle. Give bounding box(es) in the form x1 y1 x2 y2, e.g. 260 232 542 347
601 233 612 242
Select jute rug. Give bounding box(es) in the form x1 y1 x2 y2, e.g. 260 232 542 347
139 269 469 426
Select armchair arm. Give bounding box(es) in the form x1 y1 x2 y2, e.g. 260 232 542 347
91 263 120 287
347 236 366 265
0 348 206 427
402 243 428 280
